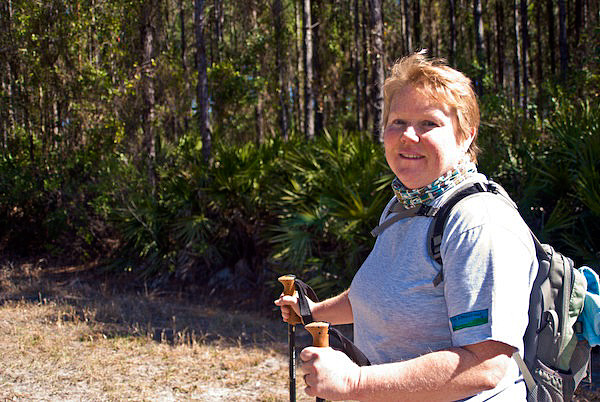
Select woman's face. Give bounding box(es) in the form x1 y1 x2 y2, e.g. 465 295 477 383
383 85 473 189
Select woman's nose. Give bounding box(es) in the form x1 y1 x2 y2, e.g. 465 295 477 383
401 126 419 143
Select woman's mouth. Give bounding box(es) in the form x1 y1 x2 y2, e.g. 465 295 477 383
400 153 424 160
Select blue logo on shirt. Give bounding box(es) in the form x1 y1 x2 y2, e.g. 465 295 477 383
450 309 489 331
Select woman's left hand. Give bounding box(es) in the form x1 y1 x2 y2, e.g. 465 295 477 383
300 346 361 401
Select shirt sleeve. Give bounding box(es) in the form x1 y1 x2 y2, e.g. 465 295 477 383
440 195 537 351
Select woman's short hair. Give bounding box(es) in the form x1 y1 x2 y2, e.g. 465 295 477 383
383 51 481 162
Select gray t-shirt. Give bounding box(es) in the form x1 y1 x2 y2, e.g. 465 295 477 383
348 174 538 400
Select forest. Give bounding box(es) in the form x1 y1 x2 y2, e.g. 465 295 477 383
0 0 599 302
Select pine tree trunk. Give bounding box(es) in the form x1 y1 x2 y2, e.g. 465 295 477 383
369 0 384 143
195 0 211 163
141 0 157 189
252 9 265 145
546 0 556 77
521 0 528 113
362 0 369 131
575 0 582 48
558 0 567 81
213 0 223 62
474 0 485 96
513 0 521 110
448 0 456 66
180 0 189 135
313 2 323 136
273 0 289 140
535 2 544 117
303 0 315 140
413 0 421 48
294 0 303 135
495 0 505 90
353 0 363 131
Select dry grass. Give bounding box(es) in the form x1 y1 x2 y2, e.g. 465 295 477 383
0 258 314 401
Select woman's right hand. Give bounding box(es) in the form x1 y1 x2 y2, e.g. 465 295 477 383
274 291 304 323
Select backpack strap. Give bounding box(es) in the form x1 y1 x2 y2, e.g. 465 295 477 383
369 180 513 287
428 181 509 287
370 202 438 237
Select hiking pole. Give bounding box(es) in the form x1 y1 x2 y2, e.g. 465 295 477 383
305 321 329 402
279 275 303 402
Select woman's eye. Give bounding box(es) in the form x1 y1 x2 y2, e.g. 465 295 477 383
392 119 406 126
423 120 439 128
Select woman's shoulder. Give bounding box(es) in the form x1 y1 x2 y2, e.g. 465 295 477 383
440 176 529 236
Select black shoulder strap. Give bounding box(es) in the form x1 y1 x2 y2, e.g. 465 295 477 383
429 181 507 286
371 201 438 237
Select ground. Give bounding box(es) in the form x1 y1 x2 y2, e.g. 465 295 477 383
0 257 599 401
0 257 317 401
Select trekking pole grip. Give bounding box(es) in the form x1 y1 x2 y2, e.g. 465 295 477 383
305 321 329 347
305 322 329 402
278 275 303 325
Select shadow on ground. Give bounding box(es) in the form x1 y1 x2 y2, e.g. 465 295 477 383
0 257 287 347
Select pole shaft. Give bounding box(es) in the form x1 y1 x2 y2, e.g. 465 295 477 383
279 275 299 402
289 324 296 401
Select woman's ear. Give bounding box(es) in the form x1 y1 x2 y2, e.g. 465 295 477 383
463 128 476 153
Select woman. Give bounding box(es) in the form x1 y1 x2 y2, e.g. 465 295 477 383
275 52 537 401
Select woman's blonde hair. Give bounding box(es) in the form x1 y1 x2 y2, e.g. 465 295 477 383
383 51 481 162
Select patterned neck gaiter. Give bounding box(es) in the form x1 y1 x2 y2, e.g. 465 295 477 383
392 158 478 209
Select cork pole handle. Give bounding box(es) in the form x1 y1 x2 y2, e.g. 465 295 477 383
305 322 329 347
305 322 329 402
278 275 303 325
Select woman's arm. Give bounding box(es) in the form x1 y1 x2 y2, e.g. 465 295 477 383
274 288 353 325
301 339 515 401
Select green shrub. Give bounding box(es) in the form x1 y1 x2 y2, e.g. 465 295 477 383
267 131 392 295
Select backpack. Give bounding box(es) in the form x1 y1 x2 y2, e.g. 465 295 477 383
371 180 591 402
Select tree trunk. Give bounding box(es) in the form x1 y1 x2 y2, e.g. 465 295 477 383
535 1 543 117
313 2 323 136
575 0 582 48
353 0 363 131
369 0 384 143
273 0 289 140
252 8 265 144
195 0 211 163
547 0 556 77
404 0 412 52
513 0 521 109
521 0 528 112
413 0 421 48
362 0 369 131
495 0 505 90
303 0 315 140
180 0 189 135
558 0 567 81
474 0 485 96
294 0 303 135
448 0 456 66
141 0 157 189
213 0 223 62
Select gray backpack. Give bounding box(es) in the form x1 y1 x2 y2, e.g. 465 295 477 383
371 180 591 401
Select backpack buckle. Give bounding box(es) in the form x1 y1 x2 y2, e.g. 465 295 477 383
418 204 439 217
487 182 499 194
